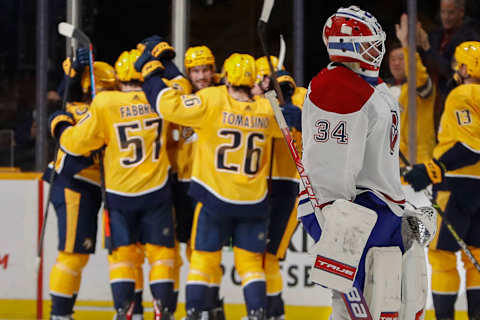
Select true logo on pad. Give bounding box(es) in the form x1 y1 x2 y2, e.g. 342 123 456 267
380 312 398 320
314 255 356 280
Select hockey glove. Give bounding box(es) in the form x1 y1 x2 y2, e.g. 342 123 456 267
404 159 445 192
277 70 296 102
140 60 165 80
281 102 302 132
49 111 75 140
62 47 90 78
137 35 175 61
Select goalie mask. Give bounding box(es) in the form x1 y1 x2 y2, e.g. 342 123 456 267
323 5 386 79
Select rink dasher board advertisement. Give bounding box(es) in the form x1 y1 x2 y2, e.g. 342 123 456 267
0 177 468 310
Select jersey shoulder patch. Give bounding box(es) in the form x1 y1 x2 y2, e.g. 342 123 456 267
308 66 374 114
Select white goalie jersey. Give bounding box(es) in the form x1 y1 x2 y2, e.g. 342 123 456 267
302 63 405 216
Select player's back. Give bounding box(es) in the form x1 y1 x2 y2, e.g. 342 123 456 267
189 85 281 215
60 90 172 210
434 83 480 178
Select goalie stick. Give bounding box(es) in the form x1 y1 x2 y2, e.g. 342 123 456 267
400 151 480 273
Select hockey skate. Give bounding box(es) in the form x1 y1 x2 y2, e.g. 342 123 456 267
209 298 226 320
153 299 174 320
241 308 266 320
114 301 135 320
50 315 73 320
267 316 285 320
182 309 210 320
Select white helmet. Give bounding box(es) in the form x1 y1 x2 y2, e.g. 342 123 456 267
323 6 386 76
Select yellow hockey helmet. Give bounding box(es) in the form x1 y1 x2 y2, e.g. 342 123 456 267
81 61 117 93
223 53 256 87
184 45 215 71
453 41 480 79
255 56 283 83
115 49 143 82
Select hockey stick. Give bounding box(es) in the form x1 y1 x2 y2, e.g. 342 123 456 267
58 22 114 255
277 35 286 71
37 23 100 270
35 47 75 271
400 151 480 272
257 0 286 106
58 22 96 99
98 148 113 254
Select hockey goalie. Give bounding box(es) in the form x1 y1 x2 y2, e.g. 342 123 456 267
297 6 437 320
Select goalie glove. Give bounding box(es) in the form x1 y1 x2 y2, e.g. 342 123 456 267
402 205 437 248
49 110 75 140
403 158 445 191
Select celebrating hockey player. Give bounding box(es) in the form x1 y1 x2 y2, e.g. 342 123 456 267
169 45 225 319
134 35 301 320
252 56 305 320
49 46 191 320
297 6 435 320
404 41 480 320
46 48 116 320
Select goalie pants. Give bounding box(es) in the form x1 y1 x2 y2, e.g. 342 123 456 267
351 191 404 291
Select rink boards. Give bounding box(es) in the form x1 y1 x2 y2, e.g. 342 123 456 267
0 174 469 319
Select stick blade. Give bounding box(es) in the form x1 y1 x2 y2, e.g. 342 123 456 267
58 22 74 38
259 0 275 23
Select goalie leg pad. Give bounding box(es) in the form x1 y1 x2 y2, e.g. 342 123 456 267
363 247 402 320
399 242 428 320
309 199 378 293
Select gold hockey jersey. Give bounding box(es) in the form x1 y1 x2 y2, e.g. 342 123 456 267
59 90 172 209
434 83 480 178
49 102 101 187
152 84 283 215
398 49 436 164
